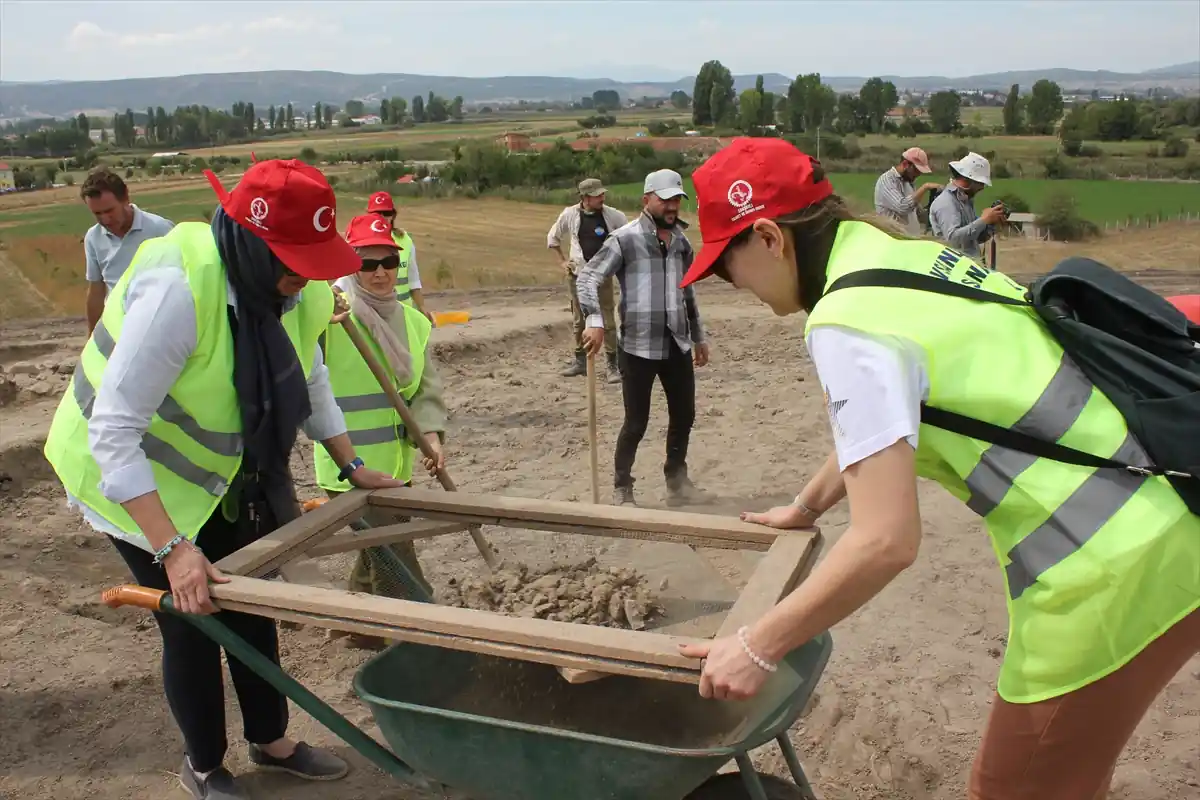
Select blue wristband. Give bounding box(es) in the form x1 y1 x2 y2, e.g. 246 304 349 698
338 457 365 483
153 533 187 565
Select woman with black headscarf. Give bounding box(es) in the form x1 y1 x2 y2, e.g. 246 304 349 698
45 159 404 800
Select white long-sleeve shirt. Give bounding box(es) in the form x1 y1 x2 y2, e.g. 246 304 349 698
68 256 347 548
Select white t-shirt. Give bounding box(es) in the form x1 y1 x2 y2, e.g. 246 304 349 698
805 325 930 471
405 239 422 290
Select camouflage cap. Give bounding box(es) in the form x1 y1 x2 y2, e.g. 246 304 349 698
577 178 607 197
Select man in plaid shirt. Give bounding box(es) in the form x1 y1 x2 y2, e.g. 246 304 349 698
578 169 710 507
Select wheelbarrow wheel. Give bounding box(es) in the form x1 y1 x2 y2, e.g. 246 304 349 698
683 771 816 800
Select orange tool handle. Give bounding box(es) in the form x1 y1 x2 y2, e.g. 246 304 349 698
301 497 328 512
101 584 168 612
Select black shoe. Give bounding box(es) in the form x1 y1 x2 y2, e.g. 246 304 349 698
613 485 636 506
179 758 247 800
248 742 349 782
561 350 587 377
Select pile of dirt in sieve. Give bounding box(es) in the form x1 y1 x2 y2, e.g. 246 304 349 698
444 557 663 629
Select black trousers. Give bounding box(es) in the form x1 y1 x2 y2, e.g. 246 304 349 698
614 341 696 488
110 505 288 773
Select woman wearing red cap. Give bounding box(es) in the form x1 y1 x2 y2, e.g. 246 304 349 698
367 191 434 322
315 211 448 628
675 138 1199 800
44 159 405 799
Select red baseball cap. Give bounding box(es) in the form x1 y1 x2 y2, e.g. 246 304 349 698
369 191 396 213
1168 294 1200 324
205 160 359 281
345 213 402 249
680 138 834 288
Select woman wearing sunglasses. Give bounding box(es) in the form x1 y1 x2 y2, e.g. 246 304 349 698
315 212 449 629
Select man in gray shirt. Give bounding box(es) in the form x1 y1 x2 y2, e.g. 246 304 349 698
929 151 1005 259
82 167 174 333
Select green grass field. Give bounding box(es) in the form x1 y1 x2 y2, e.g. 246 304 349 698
606 174 1200 225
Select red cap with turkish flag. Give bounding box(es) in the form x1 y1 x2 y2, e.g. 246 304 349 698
205 159 359 281
345 213 403 249
679 138 834 288
368 191 396 213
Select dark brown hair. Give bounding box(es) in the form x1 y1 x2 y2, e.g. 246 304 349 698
710 162 907 309
80 167 129 202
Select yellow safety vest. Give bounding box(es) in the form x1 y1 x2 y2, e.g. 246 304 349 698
392 230 415 306
314 302 430 490
806 220 1200 704
43 222 333 545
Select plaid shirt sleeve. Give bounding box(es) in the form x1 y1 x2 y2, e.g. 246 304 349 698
577 233 624 327
681 240 705 343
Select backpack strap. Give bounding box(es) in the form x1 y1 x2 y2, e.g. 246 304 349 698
922 404 1190 479
819 270 1191 479
823 268 1029 306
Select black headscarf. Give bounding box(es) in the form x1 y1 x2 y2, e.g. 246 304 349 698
211 206 311 523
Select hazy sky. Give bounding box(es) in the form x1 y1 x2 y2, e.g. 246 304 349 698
2 0 1198 83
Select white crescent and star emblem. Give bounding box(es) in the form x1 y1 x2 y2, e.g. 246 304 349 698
249 197 269 221
727 180 753 208
312 205 332 232
370 219 387 233
374 196 385 205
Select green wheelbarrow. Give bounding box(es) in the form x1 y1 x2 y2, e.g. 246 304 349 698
103 585 831 800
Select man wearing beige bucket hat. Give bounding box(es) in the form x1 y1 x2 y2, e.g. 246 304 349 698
547 177 627 382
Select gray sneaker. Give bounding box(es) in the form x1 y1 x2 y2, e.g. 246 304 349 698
179 758 248 800
248 741 349 781
666 475 706 507
613 485 636 506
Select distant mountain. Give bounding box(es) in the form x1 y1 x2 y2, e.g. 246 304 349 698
1 63 1195 119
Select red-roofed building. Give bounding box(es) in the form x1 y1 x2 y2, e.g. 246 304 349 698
498 132 533 153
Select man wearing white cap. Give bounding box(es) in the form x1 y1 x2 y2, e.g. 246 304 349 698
874 147 938 236
577 169 709 507
930 151 1006 259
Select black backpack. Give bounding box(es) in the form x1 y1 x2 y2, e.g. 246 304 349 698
822 257 1200 515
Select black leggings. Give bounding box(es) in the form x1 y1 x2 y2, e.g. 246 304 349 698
110 507 288 773
614 341 696 488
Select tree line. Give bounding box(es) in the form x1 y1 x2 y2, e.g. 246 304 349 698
1 90 471 157
682 60 1200 144
442 139 686 193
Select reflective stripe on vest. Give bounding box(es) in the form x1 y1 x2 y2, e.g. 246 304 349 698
42 222 333 544
805 220 1199 704
314 303 431 491
393 230 414 305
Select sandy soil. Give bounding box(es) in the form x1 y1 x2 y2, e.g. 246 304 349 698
0 262 1197 800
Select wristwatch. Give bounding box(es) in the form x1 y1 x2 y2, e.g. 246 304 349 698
338 457 365 483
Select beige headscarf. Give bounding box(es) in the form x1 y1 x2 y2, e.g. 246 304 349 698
343 278 413 385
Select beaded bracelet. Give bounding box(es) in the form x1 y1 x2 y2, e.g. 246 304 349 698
791 494 821 520
153 534 188 565
737 626 778 674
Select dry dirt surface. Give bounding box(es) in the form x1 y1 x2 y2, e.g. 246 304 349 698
0 231 1197 800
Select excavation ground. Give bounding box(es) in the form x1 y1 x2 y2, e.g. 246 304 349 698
0 223 1197 800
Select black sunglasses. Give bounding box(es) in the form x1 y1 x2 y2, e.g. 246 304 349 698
360 254 401 272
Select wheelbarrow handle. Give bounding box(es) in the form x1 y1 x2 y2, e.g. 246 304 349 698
102 584 168 612
98 583 433 791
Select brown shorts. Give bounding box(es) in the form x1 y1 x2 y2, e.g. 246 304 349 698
969 608 1199 800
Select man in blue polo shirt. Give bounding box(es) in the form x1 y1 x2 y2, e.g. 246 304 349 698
82 167 175 334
